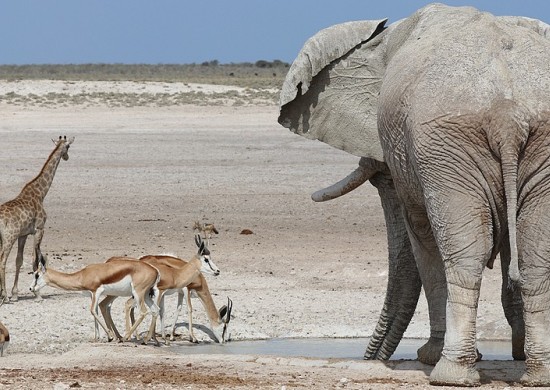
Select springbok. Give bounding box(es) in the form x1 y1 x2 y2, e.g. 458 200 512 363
137 254 232 344
0 320 9 356
29 250 160 343
101 235 231 344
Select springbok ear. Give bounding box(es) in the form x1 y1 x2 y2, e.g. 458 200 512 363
67 136 75 144
219 304 228 319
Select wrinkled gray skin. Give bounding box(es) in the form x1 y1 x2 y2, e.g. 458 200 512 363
279 4 550 386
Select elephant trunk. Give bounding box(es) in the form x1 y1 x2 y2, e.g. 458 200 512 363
364 172 422 360
311 157 377 202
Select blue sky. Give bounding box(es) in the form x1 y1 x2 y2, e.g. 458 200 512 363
1 1 550 65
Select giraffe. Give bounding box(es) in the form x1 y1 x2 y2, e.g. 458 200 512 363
0 136 74 304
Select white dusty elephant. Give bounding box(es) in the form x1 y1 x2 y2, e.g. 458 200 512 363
278 4 550 386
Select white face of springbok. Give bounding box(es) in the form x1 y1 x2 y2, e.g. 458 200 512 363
195 235 220 276
29 251 48 295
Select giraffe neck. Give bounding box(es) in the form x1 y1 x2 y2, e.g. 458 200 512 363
20 143 64 201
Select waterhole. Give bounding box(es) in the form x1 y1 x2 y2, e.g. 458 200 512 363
172 338 512 360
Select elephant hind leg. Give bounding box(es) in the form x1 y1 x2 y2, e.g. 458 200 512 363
516 201 550 385
422 198 493 386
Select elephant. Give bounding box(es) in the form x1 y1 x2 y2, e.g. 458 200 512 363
278 3 550 386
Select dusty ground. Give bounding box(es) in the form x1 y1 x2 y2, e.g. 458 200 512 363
0 81 528 388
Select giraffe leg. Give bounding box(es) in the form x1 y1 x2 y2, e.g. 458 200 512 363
10 236 28 301
0 259 7 305
0 241 16 304
32 228 44 268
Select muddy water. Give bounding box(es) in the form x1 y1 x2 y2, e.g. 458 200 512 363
174 338 512 360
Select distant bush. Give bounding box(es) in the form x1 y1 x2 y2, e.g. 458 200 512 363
0 62 291 89
255 60 289 68
201 60 219 67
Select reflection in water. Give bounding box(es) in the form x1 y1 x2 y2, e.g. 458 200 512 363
172 338 512 361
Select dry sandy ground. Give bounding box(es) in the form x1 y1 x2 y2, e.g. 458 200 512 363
0 81 529 388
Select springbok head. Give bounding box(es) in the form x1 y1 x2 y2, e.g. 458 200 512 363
29 250 48 296
214 297 233 343
195 234 220 276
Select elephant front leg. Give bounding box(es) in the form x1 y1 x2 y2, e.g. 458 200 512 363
365 174 422 360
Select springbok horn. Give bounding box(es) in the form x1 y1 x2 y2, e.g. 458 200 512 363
311 159 377 202
225 298 233 323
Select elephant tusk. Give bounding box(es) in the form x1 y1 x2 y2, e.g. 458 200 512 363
311 161 376 202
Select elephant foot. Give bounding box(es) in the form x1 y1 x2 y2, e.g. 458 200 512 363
521 362 550 386
417 337 443 365
10 294 18 302
430 356 480 387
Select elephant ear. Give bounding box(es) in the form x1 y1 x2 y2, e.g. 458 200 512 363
279 19 388 161
279 20 387 106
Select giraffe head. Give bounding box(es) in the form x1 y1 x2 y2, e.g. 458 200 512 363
53 135 75 161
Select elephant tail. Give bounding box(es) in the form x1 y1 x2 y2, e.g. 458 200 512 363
487 100 530 283
501 147 521 283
